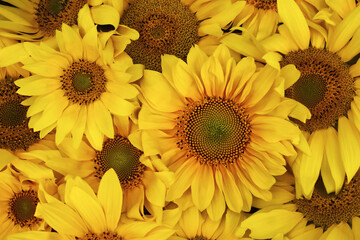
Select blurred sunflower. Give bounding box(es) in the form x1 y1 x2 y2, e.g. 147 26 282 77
0 0 120 41
28 168 174 240
237 171 360 239
222 0 360 198
0 166 56 239
138 44 308 220
166 206 244 240
44 116 174 222
11 23 142 150
114 0 244 71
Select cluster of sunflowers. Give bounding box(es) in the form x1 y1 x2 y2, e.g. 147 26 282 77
0 0 360 239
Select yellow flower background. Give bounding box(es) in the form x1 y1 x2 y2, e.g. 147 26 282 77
0 0 360 239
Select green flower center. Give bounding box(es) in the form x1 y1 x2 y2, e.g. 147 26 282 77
72 73 92 92
0 101 27 127
47 0 67 15
176 97 251 166
292 74 327 109
94 136 146 190
150 25 166 39
8 190 40 227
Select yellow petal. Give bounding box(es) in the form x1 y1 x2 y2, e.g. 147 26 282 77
323 127 345 194
328 6 360 52
7 231 62 240
78 4 94 33
0 149 16 171
0 43 29 67
206 184 225 221
69 186 107 234
93 100 114 138
97 168 122 231
85 103 104 150
326 222 354 240
299 129 326 198
82 25 100 62
91 5 119 29
100 92 136 116
326 0 356 20
35 202 87 236
143 171 166 206
241 209 303 239
55 104 81 146
22 62 63 77
70 106 87 149
352 217 360 240
191 164 214 211
11 158 54 180
17 78 61 96
338 116 360 182
221 34 264 60
278 0 310 50
59 24 83 60
179 207 201 239
338 27 360 62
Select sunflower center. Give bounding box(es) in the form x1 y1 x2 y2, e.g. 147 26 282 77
8 190 40 228
283 47 355 133
295 172 360 230
176 97 251 167
72 73 92 92
94 135 145 190
120 0 200 72
35 0 87 37
47 0 67 15
0 78 40 151
189 237 210 240
61 60 107 105
0 101 27 127
77 232 123 240
246 0 277 11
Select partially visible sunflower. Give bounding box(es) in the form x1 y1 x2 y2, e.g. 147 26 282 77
236 171 360 240
222 0 360 198
0 0 120 41
43 116 175 222
138 44 308 220
25 168 174 240
166 205 245 240
0 166 56 239
10 23 142 150
110 0 244 71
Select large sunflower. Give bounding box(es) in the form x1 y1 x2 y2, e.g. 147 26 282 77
0 0 120 41
223 0 360 198
0 166 56 239
14 168 174 240
237 171 360 239
138 44 307 220
108 0 244 72
9 23 142 150
43 116 175 222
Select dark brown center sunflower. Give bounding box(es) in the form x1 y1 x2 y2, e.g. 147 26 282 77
283 47 355 133
8 189 41 228
246 0 277 11
295 172 360 230
35 0 87 37
0 77 40 151
176 97 251 167
61 59 107 105
94 135 145 190
76 232 123 240
120 0 199 72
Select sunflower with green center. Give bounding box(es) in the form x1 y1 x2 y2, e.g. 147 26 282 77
9 168 174 240
0 0 121 41
138 44 308 220
42 116 174 222
4 23 142 151
237 170 360 239
108 0 244 72
223 0 360 198
0 165 57 239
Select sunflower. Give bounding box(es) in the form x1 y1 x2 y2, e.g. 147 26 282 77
237 171 360 239
44 115 175 222
0 0 121 41
23 168 174 240
109 0 244 72
138 44 308 220
0 166 57 239
222 0 360 198
10 23 142 151
164 205 245 240
227 0 325 41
